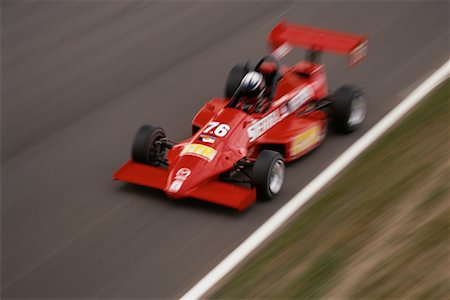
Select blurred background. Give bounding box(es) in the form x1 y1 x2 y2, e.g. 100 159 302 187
1 1 448 299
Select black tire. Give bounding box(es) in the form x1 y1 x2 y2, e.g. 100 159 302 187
131 125 166 165
224 63 249 98
252 150 285 200
331 85 367 133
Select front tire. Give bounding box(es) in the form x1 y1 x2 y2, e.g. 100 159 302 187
331 85 367 133
131 125 166 165
252 150 285 200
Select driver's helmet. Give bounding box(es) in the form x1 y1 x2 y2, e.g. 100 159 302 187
239 71 266 103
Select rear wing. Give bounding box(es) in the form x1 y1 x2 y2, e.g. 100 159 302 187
268 22 368 67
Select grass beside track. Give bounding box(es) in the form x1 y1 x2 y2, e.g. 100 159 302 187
213 80 449 300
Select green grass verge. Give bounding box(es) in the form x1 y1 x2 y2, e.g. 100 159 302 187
213 80 449 300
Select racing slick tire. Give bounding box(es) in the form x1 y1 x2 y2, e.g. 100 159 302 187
252 150 285 200
331 85 367 133
131 125 166 166
224 63 249 98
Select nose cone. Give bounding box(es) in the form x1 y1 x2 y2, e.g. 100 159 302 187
165 166 192 199
164 156 211 199
164 132 244 199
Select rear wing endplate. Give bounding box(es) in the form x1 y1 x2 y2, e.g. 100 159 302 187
268 22 368 67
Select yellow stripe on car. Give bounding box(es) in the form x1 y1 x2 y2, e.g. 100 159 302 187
181 143 217 161
291 126 320 156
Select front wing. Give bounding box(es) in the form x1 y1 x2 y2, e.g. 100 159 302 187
113 160 257 211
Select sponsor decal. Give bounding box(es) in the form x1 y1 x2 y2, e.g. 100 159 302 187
247 108 282 142
290 125 321 156
175 167 191 179
198 134 216 144
247 86 314 142
203 121 230 137
181 143 217 161
280 104 289 116
168 167 191 193
287 86 314 112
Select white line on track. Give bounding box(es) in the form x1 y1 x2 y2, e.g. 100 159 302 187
180 59 450 300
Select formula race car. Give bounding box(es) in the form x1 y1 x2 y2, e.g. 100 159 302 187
114 22 368 211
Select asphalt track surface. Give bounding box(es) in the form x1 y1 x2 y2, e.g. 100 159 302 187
1 1 448 299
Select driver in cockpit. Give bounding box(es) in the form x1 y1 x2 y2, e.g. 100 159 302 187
236 71 270 113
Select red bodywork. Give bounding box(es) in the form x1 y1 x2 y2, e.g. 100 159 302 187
114 22 367 211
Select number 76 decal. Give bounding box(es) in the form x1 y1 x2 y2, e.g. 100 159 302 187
203 121 230 137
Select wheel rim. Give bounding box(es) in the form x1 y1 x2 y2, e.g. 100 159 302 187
348 95 367 127
269 160 284 194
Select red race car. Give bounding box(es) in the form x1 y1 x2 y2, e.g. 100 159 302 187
114 22 368 211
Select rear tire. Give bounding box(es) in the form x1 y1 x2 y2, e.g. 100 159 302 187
252 150 285 200
224 63 249 98
331 85 367 133
131 125 166 165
